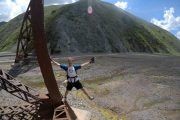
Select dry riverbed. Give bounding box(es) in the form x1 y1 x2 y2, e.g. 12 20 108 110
0 53 180 120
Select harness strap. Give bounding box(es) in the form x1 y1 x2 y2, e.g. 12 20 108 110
67 66 78 83
67 76 78 83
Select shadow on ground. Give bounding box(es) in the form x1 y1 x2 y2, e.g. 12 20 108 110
8 60 37 77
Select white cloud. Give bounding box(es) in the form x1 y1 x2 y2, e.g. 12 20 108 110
0 0 30 22
176 31 180 40
0 0 78 22
151 7 180 31
44 0 77 5
114 1 128 10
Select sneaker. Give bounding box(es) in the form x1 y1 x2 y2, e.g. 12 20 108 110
89 96 94 100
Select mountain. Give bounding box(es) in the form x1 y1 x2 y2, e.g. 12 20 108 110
0 21 7 27
0 0 180 55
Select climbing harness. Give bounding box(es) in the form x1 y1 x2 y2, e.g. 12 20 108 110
67 66 79 83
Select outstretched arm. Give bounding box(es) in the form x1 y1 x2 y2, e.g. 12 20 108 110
81 57 95 67
50 58 60 66
81 61 90 67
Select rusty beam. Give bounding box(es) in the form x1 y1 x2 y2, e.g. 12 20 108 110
30 0 77 119
30 0 62 106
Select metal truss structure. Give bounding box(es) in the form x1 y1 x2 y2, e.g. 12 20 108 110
0 0 77 119
0 69 40 104
0 104 40 120
15 1 33 63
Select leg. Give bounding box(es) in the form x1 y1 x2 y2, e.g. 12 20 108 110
64 82 73 101
81 88 94 100
64 90 69 101
75 81 94 100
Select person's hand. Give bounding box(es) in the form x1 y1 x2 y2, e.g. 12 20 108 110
90 57 95 63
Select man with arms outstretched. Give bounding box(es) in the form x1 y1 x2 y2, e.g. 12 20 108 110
51 57 94 101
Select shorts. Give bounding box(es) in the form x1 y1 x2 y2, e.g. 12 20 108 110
66 81 83 91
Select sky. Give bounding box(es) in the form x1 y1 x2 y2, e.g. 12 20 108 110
0 0 180 39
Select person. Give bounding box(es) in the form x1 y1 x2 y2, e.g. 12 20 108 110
51 57 95 101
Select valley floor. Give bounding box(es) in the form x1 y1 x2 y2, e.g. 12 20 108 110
0 53 180 120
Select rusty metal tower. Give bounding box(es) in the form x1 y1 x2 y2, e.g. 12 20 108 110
15 1 33 63
0 0 77 119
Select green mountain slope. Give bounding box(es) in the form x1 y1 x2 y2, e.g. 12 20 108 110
0 5 61 51
0 0 180 55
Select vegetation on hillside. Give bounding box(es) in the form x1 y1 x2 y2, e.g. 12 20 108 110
0 0 179 55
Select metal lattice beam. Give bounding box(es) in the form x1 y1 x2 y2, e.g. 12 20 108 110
0 69 40 104
0 104 40 120
53 101 77 120
53 105 69 120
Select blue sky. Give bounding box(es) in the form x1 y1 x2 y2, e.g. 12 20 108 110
0 0 180 39
106 0 180 39
107 0 180 20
